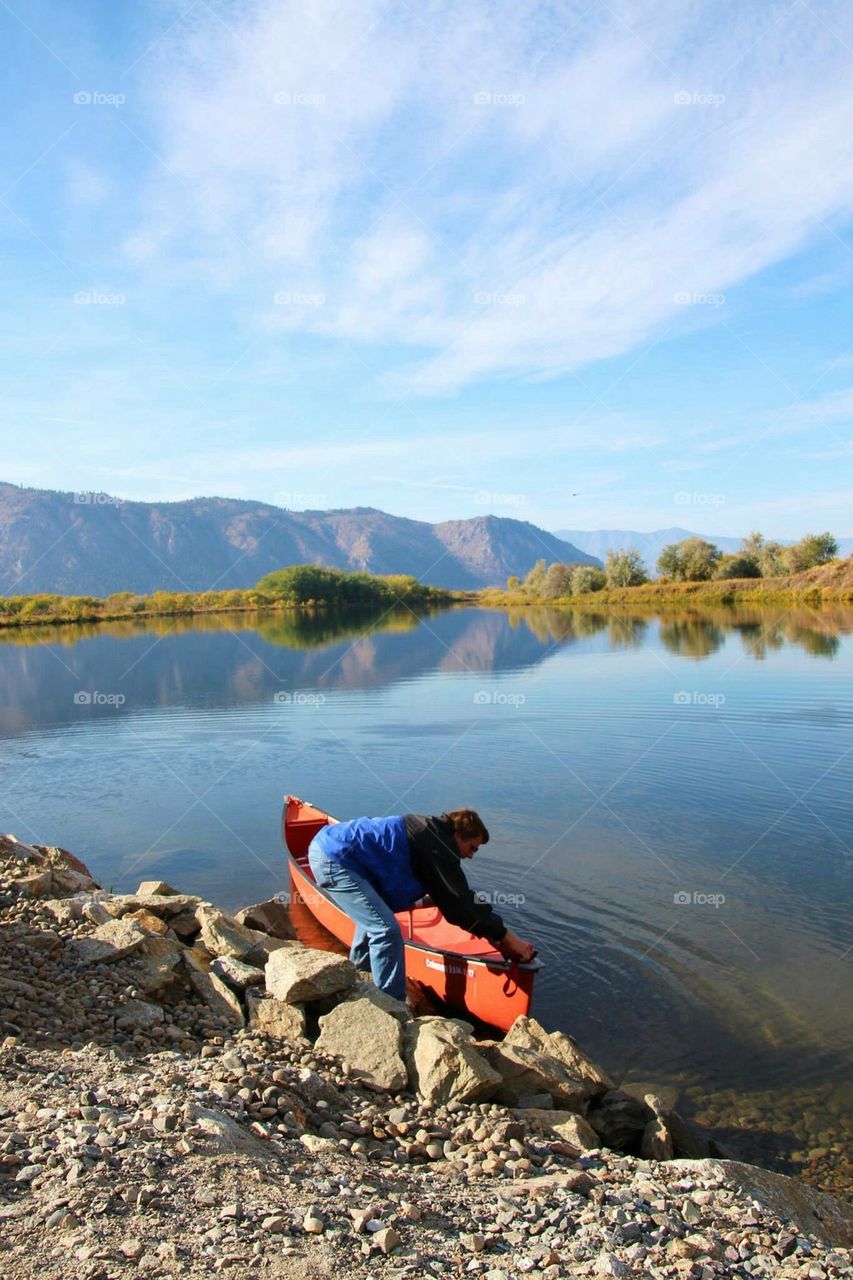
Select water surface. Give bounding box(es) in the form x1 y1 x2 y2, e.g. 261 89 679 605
1 603 851 1192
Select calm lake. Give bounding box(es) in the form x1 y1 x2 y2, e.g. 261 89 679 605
1 603 851 1193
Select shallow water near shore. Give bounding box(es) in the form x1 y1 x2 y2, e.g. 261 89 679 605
1 602 851 1195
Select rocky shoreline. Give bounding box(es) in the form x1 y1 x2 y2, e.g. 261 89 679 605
1 836 851 1279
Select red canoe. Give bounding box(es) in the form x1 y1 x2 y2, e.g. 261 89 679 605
282 795 541 1032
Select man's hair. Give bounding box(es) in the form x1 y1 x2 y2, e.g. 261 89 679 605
444 809 489 843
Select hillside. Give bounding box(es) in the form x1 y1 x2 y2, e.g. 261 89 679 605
0 484 598 595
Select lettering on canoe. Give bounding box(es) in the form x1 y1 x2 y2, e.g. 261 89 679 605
424 957 475 978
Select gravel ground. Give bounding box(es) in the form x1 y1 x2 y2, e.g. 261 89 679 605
2 841 851 1279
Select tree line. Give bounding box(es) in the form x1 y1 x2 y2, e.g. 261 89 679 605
0 566 449 628
508 531 841 597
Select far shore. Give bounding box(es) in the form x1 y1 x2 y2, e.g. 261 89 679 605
1 559 851 631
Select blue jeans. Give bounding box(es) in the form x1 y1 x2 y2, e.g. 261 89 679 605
308 847 406 1000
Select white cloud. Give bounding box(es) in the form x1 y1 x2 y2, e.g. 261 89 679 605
120 0 853 398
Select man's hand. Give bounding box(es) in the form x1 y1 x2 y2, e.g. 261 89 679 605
498 930 537 963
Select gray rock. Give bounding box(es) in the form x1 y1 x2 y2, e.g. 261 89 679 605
73 918 149 965
345 981 411 1022
137 880 179 895
586 1089 654 1150
246 991 307 1041
197 908 262 959
184 950 244 1024
265 945 356 1003
133 934 184 994
185 1104 273 1159
512 1108 600 1150
404 1017 501 1106
235 898 295 939
505 1015 613 1095
211 956 265 989
480 1042 589 1109
115 999 166 1029
316 997 407 1090
668 1159 853 1248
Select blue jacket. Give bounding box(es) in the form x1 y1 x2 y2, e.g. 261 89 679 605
309 815 426 912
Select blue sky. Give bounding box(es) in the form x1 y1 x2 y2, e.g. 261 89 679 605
1 0 852 538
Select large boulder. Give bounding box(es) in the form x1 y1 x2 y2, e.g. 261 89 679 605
316 998 407 1090
668 1159 853 1248
265 946 355 1004
235 898 295 940
512 1108 600 1150
479 1042 589 1110
72 918 149 965
246 992 307 1041
404 1018 501 1106
504 1015 612 1096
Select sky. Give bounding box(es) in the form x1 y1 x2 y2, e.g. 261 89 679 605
1 0 852 539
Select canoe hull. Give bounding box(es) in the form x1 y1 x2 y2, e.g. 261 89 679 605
282 795 538 1031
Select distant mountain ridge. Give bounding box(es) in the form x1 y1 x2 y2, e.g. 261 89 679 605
554 526 853 573
0 483 599 595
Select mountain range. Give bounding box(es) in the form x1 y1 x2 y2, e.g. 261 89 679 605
0 483 599 595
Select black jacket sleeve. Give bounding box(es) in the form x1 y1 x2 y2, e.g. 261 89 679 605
404 814 507 943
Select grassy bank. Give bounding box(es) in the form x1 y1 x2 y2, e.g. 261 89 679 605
0 570 452 630
478 558 853 607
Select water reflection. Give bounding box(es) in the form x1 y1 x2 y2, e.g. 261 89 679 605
1 599 852 1193
0 603 849 739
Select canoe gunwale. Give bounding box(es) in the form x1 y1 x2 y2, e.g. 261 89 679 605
285 846 542 974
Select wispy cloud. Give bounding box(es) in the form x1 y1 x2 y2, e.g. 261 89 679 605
123 0 853 394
